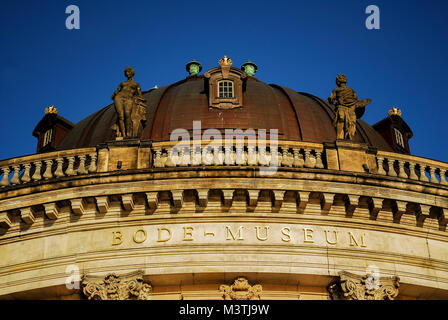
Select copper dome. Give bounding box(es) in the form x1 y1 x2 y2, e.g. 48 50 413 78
56 75 393 152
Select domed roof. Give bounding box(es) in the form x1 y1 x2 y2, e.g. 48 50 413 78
57 75 393 152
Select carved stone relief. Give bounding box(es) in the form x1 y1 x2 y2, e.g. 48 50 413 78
219 276 262 300
82 270 152 300
328 271 399 300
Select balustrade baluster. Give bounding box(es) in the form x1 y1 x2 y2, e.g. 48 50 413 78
178 147 186 166
32 161 42 181
315 151 324 169
77 155 88 174
153 148 162 168
293 148 304 168
386 159 397 177
408 162 418 180
193 146 202 166
182 146 190 166
304 150 314 168
214 146 224 165
418 164 428 182
258 148 268 166
248 146 257 165
43 160 54 179
440 169 448 185
88 153 97 173
0 167 10 187
10 165 21 185
429 167 438 183
398 160 408 178
54 158 65 177
235 146 244 165
376 157 386 175
65 157 76 176
21 163 31 183
281 147 287 167
165 147 176 167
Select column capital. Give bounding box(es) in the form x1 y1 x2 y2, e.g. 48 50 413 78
328 271 399 300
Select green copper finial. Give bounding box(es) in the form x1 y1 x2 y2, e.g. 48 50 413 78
186 59 202 76
241 60 258 76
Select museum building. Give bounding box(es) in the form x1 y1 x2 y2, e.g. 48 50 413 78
0 57 447 300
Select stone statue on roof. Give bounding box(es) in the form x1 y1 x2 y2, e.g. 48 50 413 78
111 67 147 139
328 74 371 140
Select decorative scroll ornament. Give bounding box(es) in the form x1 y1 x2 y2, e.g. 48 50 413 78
81 271 152 300
327 271 400 300
219 277 262 300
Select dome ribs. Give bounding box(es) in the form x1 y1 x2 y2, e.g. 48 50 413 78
278 86 336 143
141 85 171 141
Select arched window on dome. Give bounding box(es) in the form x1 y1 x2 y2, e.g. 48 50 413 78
218 80 234 98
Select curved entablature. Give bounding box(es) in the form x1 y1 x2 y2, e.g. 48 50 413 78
0 141 447 234
0 146 448 299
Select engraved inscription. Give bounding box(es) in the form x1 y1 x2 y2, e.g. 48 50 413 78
110 224 367 249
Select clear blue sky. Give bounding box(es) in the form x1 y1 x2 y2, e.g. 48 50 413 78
0 0 447 162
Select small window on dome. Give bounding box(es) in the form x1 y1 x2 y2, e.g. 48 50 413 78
394 128 404 148
218 80 234 98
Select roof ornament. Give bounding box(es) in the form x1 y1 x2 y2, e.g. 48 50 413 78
241 60 258 76
186 59 202 76
219 56 233 67
388 107 402 117
218 56 233 78
328 74 372 140
45 105 58 115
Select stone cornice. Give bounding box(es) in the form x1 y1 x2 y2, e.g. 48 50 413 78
0 176 447 240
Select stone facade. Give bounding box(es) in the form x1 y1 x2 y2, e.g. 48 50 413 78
0 140 447 300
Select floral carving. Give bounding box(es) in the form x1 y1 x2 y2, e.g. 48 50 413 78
219 277 262 300
82 271 152 300
328 271 399 300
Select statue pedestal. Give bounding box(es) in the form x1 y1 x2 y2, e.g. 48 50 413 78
324 140 377 173
96 139 152 172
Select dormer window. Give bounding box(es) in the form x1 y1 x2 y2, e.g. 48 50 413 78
394 128 404 148
204 56 247 110
218 80 234 98
43 129 53 147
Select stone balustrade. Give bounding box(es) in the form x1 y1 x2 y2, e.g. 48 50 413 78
151 140 325 169
1 142 447 189
0 148 97 188
376 151 448 185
